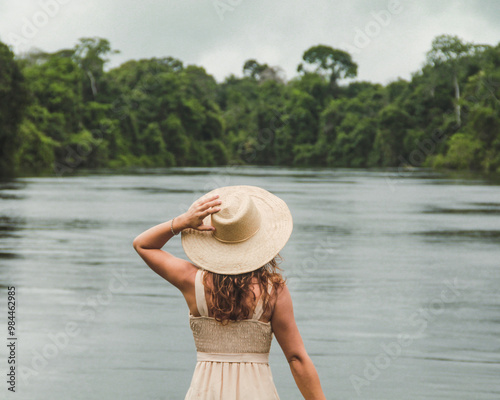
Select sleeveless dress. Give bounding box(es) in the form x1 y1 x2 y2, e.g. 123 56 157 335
185 269 280 400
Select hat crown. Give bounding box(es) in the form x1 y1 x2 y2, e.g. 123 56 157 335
211 192 261 243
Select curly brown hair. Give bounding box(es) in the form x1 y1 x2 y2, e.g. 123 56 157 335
202 253 286 325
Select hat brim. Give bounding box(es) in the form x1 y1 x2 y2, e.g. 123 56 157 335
181 185 293 275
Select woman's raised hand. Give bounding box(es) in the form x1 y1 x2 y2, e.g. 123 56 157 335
181 195 221 232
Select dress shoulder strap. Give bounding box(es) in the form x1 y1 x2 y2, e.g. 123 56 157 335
251 281 273 321
195 269 209 317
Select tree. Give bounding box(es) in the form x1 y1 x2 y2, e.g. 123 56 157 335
298 45 357 86
243 59 285 83
426 34 487 127
243 59 266 79
22 54 83 138
73 37 119 100
291 72 330 108
372 105 412 166
431 133 483 170
0 42 29 176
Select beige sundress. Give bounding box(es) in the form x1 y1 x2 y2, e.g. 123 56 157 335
185 268 280 399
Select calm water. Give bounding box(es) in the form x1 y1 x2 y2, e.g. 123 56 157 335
1 166 500 399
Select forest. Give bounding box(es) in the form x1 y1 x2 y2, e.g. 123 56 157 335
0 34 499 177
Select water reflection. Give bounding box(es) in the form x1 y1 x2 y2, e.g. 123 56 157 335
0 251 22 259
120 187 197 194
0 216 25 238
423 206 500 215
415 230 500 242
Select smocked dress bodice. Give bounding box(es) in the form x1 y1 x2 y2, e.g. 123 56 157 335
190 316 273 354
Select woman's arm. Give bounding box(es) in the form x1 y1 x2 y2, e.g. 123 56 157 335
132 194 221 290
271 283 326 400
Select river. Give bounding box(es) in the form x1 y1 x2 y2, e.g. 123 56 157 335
1 166 499 399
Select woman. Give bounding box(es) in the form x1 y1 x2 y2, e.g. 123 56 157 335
133 185 326 399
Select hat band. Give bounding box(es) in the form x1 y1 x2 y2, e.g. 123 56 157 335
212 225 260 244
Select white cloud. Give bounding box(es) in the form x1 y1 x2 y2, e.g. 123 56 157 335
0 0 499 85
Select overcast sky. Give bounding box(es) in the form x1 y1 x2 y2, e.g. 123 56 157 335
1 0 499 85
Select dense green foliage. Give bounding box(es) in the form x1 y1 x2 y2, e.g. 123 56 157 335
1 34 499 177
0 42 28 176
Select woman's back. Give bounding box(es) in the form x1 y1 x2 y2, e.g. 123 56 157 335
185 268 281 399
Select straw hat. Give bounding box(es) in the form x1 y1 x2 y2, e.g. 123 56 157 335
181 185 293 275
